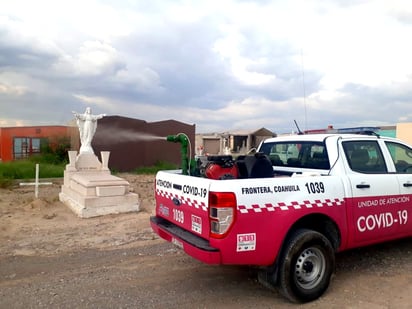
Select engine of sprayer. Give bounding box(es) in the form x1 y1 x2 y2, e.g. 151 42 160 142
197 155 239 179
166 133 274 179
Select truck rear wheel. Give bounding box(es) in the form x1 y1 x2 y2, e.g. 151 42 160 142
278 229 335 303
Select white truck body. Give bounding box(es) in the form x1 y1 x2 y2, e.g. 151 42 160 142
151 133 412 302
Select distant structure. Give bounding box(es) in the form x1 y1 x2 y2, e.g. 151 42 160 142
396 123 412 145
0 126 76 162
195 128 276 156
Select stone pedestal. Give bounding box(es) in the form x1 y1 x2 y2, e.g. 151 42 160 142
59 151 140 218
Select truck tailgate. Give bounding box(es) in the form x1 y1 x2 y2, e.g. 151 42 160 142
155 170 211 240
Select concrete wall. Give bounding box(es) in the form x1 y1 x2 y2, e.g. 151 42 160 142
92 116 195 172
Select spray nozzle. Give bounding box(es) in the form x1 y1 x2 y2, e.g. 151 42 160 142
166 133 189 147
166 134 188 145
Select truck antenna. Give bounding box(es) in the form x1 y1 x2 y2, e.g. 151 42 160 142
294 119 304 135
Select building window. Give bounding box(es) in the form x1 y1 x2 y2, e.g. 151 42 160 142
232 135 248 152
13 137 42 159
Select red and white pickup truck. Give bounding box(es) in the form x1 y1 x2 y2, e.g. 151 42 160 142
150 133 412 302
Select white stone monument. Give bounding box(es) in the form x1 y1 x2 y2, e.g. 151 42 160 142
59 107 140 218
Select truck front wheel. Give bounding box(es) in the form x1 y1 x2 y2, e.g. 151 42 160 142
278 229 335 303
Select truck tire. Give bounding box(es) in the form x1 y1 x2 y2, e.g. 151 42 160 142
277 228 335 303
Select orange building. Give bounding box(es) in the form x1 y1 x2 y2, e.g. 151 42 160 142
0 126 77 162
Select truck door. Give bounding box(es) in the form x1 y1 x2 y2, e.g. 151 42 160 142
384 141 412 237
343 140 400 245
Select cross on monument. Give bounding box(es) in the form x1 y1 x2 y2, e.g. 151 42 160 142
19 164 53 198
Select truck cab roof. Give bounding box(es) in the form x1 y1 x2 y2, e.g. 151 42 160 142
262 133 386 144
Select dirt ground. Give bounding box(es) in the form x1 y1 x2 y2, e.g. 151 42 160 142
0 174 411 308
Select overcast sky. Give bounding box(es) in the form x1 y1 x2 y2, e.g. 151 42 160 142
1 0 412 133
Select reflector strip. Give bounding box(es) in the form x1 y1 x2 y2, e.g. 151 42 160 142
238 198 344 214
157 187 344 215
156 188 207 212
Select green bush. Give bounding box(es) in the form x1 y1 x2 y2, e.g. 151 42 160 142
0 160 65 181
0 137 71 185
35 136 70 165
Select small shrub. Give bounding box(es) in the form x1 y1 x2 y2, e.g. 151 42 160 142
38 136 70 164
0 160 64 180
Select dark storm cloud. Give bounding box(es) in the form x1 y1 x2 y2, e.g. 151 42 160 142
0 44 57 69
111 19 236 108
0 17 60 69
118 20 321 110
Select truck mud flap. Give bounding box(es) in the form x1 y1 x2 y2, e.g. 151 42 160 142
150 216 219 252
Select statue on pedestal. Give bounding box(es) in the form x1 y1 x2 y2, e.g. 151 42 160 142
73 107 106 154
62 108 139 218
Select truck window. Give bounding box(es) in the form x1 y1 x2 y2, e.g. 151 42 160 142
342 141 387 173
259 141 330 170
385 141 412 173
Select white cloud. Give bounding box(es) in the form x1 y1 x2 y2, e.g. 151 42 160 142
1 0 133 42
298 1 412 90
0 72 51 95
0 82 26 96
0 15 61 57
113 68 164 93
213 32 277 85
54 41 122 76
0 118 26 127
73 94 117 111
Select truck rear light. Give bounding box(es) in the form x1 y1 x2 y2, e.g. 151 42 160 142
209 192 237 238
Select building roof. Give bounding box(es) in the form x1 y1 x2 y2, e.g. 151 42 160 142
0 125 70 130
198 127 276 136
